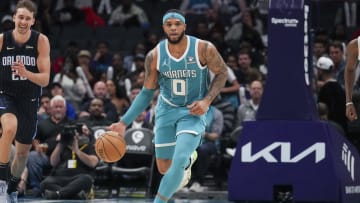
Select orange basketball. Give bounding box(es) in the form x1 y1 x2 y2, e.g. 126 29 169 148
95 131 126 163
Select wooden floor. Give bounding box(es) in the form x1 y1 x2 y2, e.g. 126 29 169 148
18 189 233 203
20 198 233 203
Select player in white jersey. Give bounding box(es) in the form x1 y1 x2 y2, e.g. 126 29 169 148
344 36 360 121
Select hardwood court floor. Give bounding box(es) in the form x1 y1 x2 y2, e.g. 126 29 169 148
18 190 233 203
19 197 233 203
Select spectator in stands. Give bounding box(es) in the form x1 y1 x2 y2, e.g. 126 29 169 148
316 56 347 134
50 82 77 120
106 79 129 117
128 84 141 103
79 81 118 122
189 105 224 192
53 55 87 113
77 49 96 86
40 122 98 200
27 95 73 197
108 0 149 29
77 98 113 127
235 80 263 128
236 50 262 85
313 37 329 67
37 93 52 121
237 40 266 70
90 41 113 80
329 41 346 88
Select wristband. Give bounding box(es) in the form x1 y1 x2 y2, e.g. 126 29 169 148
346 102 354 106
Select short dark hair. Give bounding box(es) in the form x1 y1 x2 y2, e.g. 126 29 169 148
15 0 37 17
329 41 344 52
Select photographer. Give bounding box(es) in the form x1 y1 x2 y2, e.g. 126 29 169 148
40 123 99 200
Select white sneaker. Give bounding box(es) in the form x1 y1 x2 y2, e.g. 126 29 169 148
176 187 189 193
189 182 207 192
6 191 18 203
177 151 198 191
0 180 7 202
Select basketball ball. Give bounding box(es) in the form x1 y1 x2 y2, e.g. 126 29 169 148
95 131 126 163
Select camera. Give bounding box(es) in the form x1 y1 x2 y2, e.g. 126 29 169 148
60 123 83 145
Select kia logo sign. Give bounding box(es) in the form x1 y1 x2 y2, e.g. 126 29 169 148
241 142 326 163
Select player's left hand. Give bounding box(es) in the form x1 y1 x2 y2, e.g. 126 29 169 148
187 100 210 116
11 60 28 78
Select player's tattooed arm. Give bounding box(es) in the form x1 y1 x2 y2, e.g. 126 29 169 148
143 49 159 89
202 41 228 104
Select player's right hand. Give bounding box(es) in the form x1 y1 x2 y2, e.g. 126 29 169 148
346 104 358 121
109 121 126 138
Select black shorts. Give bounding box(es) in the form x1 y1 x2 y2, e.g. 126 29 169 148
0 93 39 144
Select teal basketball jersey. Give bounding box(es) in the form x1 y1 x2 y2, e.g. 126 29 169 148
156 35 209 107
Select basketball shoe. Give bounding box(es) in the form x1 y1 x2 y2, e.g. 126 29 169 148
177 151 198 191
6 191 18 203
0 180 7 202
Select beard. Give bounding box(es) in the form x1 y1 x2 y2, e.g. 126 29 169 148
167 30 185 44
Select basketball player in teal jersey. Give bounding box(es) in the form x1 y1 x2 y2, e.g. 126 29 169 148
0 0 51 202
109 9 228 203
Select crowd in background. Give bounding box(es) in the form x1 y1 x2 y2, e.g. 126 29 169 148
1 0 360 200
